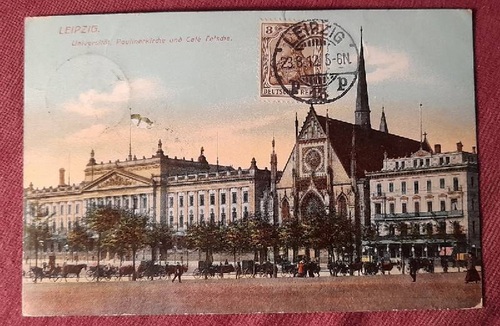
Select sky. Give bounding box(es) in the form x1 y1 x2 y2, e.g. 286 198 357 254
24 10 476 188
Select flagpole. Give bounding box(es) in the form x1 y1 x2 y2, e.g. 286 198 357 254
129 107 132 160
419 103 423 149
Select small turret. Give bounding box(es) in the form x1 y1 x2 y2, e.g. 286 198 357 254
86 149 96 166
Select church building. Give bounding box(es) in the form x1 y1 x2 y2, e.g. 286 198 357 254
274 33 431 258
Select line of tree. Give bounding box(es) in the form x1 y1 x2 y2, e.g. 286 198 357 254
25 205 356 280
185 211 356 266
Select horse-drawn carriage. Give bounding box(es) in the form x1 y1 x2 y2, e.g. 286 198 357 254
27 265 61 282
85 264 118 281
27 263 88 282
239 260 276 277
192 261 232 279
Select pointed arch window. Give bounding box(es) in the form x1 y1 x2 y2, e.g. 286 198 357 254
281 199 290 221
337 195 347 217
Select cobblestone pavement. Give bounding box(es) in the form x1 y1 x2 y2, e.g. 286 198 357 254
22 271 482 316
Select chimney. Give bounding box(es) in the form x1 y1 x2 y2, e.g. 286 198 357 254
472 146 476 154
434 144 441 154
457 141 463 152
59 168 66 186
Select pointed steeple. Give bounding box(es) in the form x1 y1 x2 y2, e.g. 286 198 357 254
379 106 388 133
355 27 371 129
270 137 277 191
350 126 357 189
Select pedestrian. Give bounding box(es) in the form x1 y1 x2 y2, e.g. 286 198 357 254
465 253 481 284
409 258 418 282
297 260 305 277
172 262 183 283
236 261 242 279
441 256 448 273
308 261 315 278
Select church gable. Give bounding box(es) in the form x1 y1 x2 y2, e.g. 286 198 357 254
298 109 326 141
83 170 151 191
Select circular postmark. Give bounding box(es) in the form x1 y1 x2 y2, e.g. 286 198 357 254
271 20 359 105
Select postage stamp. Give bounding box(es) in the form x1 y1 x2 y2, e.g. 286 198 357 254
23 10 481 316
262 20 359 104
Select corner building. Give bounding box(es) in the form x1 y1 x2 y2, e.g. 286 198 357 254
366 142 479 259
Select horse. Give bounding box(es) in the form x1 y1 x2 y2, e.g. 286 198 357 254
30 266 45 282
61 264 87 281
118 265 136 279
215 264 235 278
363 262 378 275
349 261 363 276
165 264 188 278
280 261 297 277
328 261 349 276
416 258 434 273
379 261 394 275
304 261 320 277
254 261 275 277
138 261 165 280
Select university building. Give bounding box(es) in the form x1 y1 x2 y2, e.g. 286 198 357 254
24 140 271 252
366 142 479 259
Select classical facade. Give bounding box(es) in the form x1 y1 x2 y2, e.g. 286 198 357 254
366 142 480 259
24 140 271 251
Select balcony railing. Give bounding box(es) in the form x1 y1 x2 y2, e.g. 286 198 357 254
374 210 464 220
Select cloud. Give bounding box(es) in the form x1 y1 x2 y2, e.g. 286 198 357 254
62 78 171 118
364 45 410 84
63 81 130 117
130 78 166 97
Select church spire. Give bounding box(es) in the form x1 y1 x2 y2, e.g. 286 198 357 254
355 27 371 129
379 106 388 133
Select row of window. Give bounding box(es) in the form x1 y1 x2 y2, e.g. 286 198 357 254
376 177 460 196
394 156 453 170
374 198 460 215
166 206 249 227
168 191 249 208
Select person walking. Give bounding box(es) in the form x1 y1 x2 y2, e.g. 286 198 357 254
172 262 183 283
297 260 305 277
465 253 481 283
409 258 418 282
235 261 242 279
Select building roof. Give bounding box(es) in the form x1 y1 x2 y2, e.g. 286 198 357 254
316 115 431 178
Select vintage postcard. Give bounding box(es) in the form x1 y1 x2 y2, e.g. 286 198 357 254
23 10 481 315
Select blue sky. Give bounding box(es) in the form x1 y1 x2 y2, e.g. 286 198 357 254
24 10 475 187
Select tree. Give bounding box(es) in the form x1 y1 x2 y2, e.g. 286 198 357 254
223 220 250 264
84 206 123 280
67 222 91 256
144 222 174 266
111 210 148 280
247 214 278 263
278 219 304 262
185 221 222 265
24 217 52 268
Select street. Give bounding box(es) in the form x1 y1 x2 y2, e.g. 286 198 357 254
23 271 482 315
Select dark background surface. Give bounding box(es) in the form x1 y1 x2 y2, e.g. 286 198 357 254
2 1 499 325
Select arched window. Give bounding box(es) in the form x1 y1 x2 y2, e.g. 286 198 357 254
337 195 347 217
281 199 290 221
300 192 324 219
